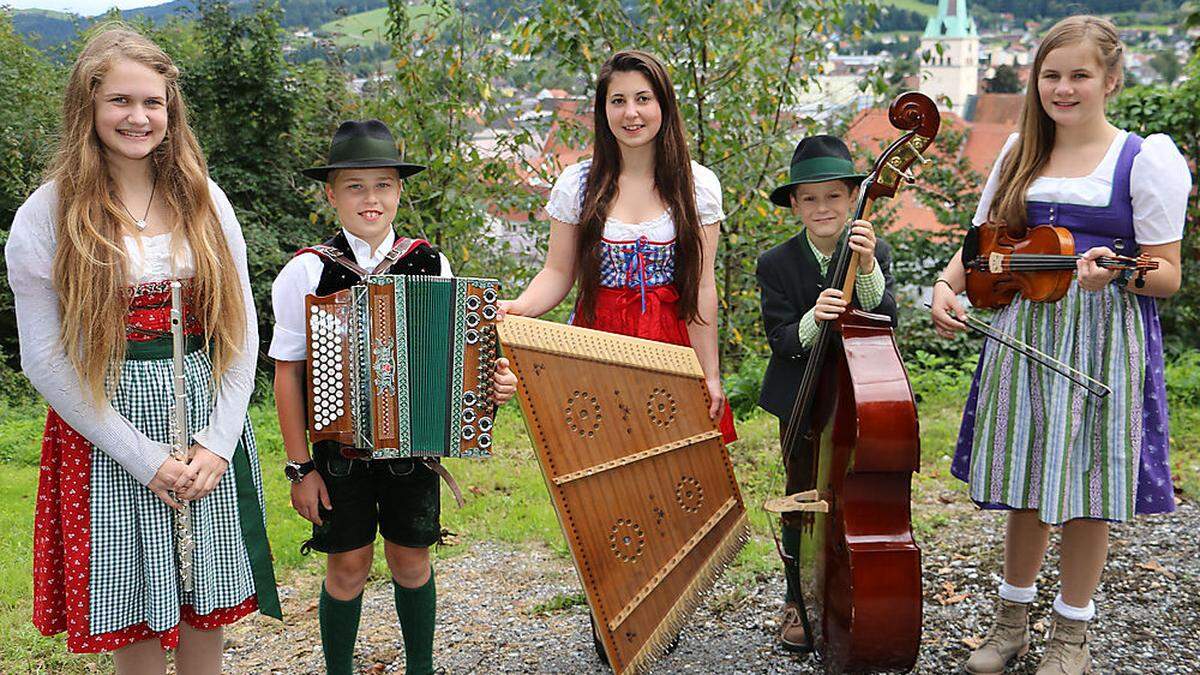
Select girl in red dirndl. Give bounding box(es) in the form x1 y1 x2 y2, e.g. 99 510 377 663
502 49 736 443
6 26 278 673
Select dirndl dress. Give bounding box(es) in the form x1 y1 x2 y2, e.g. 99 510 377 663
546 159 738 444
32 281 280 652
950 132 1178 524
570 234 738 444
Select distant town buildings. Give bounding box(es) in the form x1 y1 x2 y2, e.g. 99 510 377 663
468 0 1187 239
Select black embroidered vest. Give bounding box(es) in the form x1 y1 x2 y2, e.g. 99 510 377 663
306 230 442 297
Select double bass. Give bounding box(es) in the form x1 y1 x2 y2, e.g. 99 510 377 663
765 92 939 673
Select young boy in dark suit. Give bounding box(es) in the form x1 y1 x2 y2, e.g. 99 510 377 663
756 134 898 651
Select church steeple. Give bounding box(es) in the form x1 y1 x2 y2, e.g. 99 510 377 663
924 0 979 39
916 0 981 114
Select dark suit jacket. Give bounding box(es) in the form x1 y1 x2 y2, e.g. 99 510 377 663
755 232 898 424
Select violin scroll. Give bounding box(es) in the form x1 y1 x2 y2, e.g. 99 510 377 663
1113 252 1159 288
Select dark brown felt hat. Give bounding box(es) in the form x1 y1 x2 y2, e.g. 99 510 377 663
302 119 425 182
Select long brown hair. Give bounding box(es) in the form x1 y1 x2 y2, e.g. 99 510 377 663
575 50 705 324
990 15 1124 229
50 24 246 403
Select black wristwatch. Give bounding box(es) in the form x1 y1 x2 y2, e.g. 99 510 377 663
285 459 316 484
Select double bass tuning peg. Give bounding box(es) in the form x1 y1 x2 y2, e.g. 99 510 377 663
906 141 931 166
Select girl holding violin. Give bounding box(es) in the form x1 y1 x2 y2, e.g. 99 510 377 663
930 15 1189 675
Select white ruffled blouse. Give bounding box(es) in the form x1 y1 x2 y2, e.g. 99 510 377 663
544 160 725 290
973 131 1190 245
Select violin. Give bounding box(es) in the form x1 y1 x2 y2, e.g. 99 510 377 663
764 91 938 673
963 221 1158 308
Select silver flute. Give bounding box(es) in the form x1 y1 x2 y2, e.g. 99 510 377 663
170 281 196 593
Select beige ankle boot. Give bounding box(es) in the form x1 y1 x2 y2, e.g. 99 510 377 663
1035 612 1092 674
964 598 1031 674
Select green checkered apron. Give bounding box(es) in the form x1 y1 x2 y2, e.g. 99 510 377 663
88 336 280 634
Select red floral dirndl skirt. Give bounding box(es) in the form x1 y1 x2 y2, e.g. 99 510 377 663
32 284 262 653
573 284 738 444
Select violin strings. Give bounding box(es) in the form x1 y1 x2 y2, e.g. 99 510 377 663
976 254 1139 272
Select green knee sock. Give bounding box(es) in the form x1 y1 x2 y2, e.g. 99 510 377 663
782 525 801 604
319 582 363 675
393 569 436 675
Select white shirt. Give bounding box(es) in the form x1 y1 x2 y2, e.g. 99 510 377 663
5 179 258 485
973 131 1190 245
124 231 196 283
544 160 726 240
268 228 453 362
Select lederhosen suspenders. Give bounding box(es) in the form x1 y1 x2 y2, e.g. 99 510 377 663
297 236 432 277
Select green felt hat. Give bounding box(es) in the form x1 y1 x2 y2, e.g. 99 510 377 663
302 119 425 182
769 134 867 207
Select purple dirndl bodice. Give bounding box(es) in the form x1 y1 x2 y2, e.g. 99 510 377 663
951 132 1175 515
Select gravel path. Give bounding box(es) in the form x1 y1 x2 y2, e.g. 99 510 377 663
223 499 1197 674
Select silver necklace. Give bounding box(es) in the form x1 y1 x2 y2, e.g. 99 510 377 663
117 177 156 232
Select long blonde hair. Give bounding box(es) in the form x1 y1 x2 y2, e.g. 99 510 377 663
50 24 245 403
990 15 1125 229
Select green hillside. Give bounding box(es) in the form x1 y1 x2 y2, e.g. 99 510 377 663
13 8 74 19
320 7 389 46
882 0 937 18
319 2 445 47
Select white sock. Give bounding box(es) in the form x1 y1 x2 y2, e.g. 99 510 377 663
998 581 1036 604
1053 593 1095 622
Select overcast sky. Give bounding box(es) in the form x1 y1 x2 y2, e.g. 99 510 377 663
9 0 172 15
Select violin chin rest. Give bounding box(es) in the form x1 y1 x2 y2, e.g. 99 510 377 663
764 491 830 514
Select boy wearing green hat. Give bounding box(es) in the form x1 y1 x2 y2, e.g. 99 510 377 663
269 120 517 674
756 134 898 652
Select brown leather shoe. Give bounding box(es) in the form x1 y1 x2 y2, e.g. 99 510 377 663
1035 613 1092 675
779 601 811 652
964 598 1031 674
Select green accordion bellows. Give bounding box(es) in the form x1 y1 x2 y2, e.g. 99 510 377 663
306 274 500 459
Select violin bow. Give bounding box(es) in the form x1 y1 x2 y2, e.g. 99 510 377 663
924 302 1111 398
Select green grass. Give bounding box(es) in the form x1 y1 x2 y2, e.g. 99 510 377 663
880 0 937 18
1170 404 1200 499
2 363 1196 671
319 7 391 47
318 3 449 48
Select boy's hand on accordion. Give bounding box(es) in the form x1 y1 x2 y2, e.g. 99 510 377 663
492 357 518 405
292 471 331 525
181 445 228 500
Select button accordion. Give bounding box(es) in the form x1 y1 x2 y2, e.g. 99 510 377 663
305 275 501 459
